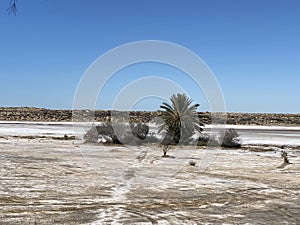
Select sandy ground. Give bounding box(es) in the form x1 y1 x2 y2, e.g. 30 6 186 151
0 136 299 224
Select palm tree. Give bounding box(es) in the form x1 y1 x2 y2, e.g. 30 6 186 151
158 93 204 146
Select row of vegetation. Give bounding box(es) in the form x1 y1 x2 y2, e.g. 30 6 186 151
84 93 241 153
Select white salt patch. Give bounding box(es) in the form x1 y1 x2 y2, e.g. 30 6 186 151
206 124 300 131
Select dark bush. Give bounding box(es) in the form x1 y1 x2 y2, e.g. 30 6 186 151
221 128 241 148
83 122 150 145
97 123 122 144
197 129 241 148
197 133 210 146
83 125 99 143
130 123 149 140
197 133 220 147
83 123 122 144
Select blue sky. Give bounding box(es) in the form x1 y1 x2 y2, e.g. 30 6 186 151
0 0 299 113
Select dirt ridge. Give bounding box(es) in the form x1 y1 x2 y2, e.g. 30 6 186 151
0 107 300 126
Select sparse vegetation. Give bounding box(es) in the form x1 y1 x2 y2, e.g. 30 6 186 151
83 122 150 145
197 133 220 147
130 123 149 140
221 128 241 148
281 150 290 164
83 95 242 151
162 145 171 157
197 128 241 148
277 150 291 169
197 133 210 146
83 124 100 143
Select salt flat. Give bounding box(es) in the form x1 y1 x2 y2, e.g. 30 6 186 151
1 121 300 147
0 122 300 224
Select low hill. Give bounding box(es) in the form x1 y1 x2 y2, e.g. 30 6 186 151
0 107 300 126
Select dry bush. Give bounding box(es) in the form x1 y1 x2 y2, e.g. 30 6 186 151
83 122 150 145
221 128 241 148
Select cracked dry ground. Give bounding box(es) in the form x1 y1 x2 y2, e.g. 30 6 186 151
0 138 299 224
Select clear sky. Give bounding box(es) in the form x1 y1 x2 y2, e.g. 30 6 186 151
0 0 299 113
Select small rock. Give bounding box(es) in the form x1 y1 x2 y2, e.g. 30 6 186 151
189 160 196 166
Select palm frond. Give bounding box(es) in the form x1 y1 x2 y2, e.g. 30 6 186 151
7 0 17 15
158 93 204 145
